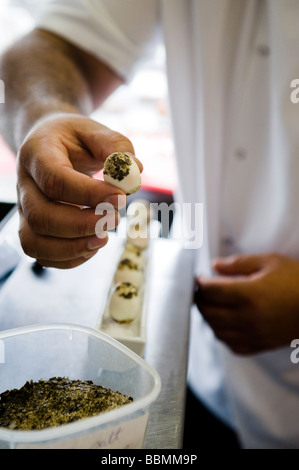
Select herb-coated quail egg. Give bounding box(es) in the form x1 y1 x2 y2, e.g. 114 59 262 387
104 152 141 195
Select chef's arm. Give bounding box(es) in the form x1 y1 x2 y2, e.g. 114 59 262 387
0 28 124 152
0 28 136 269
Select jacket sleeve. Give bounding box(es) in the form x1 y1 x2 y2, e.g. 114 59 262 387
36 0 161 82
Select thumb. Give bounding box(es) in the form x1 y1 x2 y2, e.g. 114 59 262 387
212 254 263 276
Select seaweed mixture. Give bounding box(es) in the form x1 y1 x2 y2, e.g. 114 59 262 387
0 377 133 431
117 258 141 272
103 152 132 181
115 282 138 299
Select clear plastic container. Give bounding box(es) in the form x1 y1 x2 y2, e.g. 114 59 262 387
0 323 161 449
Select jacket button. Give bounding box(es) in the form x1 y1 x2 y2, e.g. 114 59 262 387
235 147 247 160
257 44 270 57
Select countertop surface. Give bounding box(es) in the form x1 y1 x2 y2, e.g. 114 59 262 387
0 208 194 449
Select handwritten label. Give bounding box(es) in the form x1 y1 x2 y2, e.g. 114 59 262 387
17 412 149 449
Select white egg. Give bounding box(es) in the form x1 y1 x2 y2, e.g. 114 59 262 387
104 152 141 195
114 258 144 288
126 219 149 250
109 282 141 322
120 243 146 268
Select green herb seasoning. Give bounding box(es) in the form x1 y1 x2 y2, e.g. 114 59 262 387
115 282 138 299
103 152 132 181
117 258 141 271
0 377 133 430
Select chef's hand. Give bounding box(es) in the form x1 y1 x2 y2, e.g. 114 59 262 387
17 113 142 269
195 253 299 355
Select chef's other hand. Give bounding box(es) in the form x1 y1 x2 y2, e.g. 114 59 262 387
195 253 299 355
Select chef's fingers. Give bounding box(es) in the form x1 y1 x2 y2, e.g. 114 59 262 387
18 211 109 265
17 174 122 238
195 274 249 305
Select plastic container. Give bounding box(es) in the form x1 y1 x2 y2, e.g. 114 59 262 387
0 323 161 449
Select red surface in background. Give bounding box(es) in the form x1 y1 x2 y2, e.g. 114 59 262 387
0 135 16 171
0 132 176 195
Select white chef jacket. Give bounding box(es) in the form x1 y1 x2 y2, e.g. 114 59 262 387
35 0 299 448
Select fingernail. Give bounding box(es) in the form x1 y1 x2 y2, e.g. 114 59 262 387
105 194 127 210
88 234 108 251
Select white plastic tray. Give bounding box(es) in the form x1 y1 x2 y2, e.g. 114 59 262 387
96 218 160 356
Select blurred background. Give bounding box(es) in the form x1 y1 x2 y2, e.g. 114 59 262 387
0 0 177 225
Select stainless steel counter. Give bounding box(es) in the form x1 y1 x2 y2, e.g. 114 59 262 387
0 209 194 448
